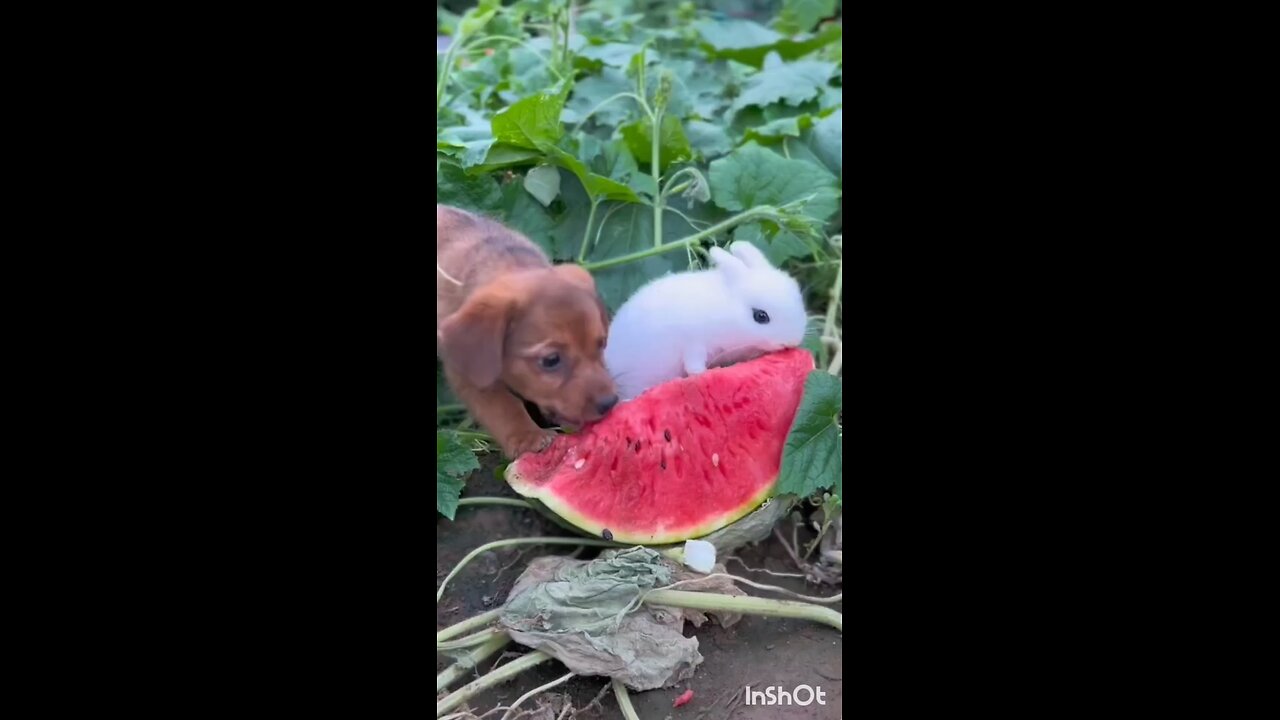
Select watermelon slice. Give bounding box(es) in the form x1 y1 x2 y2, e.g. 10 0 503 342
505 349 815 544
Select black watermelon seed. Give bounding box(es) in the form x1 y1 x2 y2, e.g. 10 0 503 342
660 459 667 470
634 441 641 453
602 529 613 541
664 429 671 442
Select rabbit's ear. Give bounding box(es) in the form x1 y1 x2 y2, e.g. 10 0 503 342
709 246 748 283
728 241 774 269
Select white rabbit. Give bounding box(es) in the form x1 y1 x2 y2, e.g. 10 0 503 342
604 241 808 400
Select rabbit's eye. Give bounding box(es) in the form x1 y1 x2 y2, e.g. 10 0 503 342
752 308 770 324
540 353 561 369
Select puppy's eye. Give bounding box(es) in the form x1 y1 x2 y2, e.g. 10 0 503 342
752 308 770 324
540 353 561 369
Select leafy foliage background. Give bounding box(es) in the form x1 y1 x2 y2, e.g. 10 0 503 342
437 0 842 516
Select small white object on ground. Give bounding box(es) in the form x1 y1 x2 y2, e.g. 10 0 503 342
682 540 716 573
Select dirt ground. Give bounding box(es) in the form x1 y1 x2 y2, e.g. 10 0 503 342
437 455 843 719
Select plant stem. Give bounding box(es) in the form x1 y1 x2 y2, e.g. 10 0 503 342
652 107 663 247
643 590 843 632
436 633 510 693
437 628 503 651
578 198 601 263
822 259 842 375
437 404 465 414
456 497 534 510
436 37 464 113
613 679 640 720
581 207 778 272
502 671 575 720
436 651 552 717
437 538 621 602
437 607 503 642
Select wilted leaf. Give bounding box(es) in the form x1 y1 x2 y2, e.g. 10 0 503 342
776 371 841 499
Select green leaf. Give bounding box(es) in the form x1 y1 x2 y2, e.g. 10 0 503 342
776 371 842 499
436 162 504 215
735 222 812 266
523 164 561 206
663 59 735 119
776 0 837 35
563 68 637 127
543 145 641 203
500 173 593 260
619 115 693 171
805 108 842 176
438 431 481 520
473 144 544 172
709 142 839 221
686 120 733 159
579 42 662 68
695 20 842 67
492 86 569 150
731 52 835 114
694 18 782 53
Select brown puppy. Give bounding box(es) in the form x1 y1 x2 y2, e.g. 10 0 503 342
437 204 619 458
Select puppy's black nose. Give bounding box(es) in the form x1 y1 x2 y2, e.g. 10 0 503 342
596 395 619 415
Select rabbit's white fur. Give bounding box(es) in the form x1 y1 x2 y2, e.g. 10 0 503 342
604 241 807 400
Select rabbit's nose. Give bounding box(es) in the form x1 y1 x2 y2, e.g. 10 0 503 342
596 395 619 416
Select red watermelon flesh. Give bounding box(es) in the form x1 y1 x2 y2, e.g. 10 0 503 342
505 349 815 544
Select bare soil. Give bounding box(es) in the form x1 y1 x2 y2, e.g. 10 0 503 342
437 455 843 719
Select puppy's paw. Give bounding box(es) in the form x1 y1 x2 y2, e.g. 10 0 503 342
504 429 557 458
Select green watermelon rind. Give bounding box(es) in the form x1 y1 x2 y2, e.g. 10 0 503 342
505 465 778 545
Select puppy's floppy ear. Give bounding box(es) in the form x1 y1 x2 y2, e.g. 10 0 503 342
438 286 512 388
554 264 610 329
728 240 774 269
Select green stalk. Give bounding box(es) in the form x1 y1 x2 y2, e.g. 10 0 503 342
437 628 502 651
613 679 640 720
437 607 503 642
436 633 511 693
652 107 663 247
436 650 552 717
437 538 621 602
578 198 601 263
456 497 533 510
581 207 779 272
436 37 464 113
643 590 843 632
